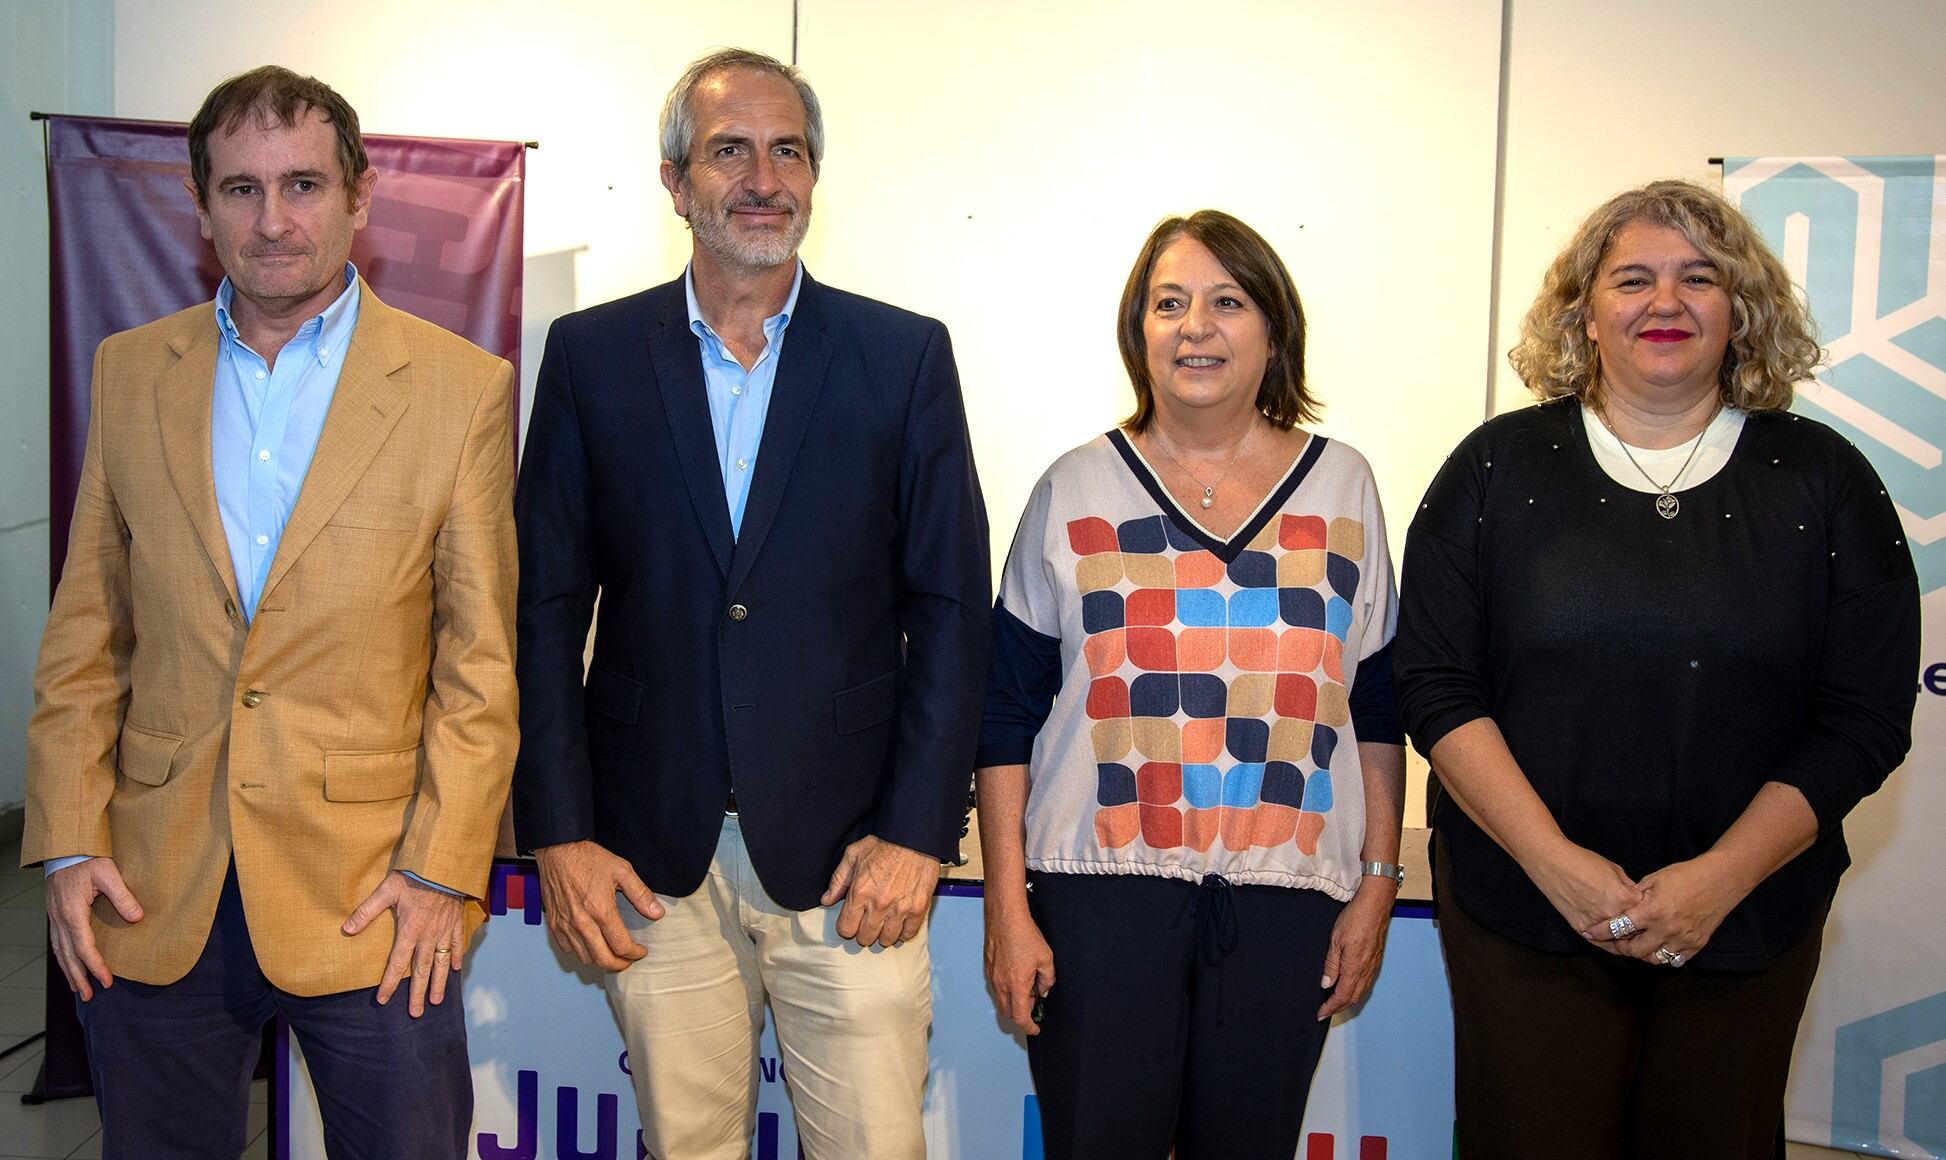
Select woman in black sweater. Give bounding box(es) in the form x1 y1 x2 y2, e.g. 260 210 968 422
1395 180 1918 1160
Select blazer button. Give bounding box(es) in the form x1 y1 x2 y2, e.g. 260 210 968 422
727 603 749 621
241 689 265 708
224 597 238 621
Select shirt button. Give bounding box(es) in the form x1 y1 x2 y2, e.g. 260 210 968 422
241 689 265 708
258 449 271 461
737 459 748 471
256 534 269 546
732 385 743 396
727 604 749 621
255 370 266 380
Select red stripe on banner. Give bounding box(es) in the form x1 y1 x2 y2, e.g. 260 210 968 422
505 872 526 911
1306 1133 1335 1160
1360 1135 1388 1160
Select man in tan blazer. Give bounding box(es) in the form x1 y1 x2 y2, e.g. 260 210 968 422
23 66 516 1160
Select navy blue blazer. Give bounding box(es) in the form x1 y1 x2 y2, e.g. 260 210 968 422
512 272 991 910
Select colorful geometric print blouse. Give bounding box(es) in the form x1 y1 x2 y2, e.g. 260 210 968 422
978 431 1401 900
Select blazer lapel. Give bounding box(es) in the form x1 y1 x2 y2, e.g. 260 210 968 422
649 304 735 577
727 276 833 593
154 310 241 606
258 283 410 607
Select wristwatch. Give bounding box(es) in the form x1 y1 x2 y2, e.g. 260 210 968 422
1360 860 1405 884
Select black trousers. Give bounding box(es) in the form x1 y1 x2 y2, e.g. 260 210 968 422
1024 870 1343 1160
1436 849 1823 1160
75 863 472 1160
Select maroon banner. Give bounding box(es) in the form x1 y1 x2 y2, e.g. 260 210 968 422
38 113 525 1101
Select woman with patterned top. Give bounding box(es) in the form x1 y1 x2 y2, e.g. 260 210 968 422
975 210 1407 1159
1395 180 1919 1159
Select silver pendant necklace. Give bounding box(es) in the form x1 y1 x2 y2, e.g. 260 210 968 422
1149 422 1258 509
1604 407 1716 520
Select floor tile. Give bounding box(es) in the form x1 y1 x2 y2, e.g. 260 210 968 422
61 1130 100 1160
0 952 45 988
0 874 45 910
0 1091 102 1159
0 985 48 1039
0 945 39 979
0 907 47 949
0 1039 47 1092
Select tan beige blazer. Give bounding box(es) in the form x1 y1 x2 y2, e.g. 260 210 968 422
24 282 518 996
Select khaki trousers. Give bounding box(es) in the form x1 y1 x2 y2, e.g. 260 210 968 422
606 816 931 1160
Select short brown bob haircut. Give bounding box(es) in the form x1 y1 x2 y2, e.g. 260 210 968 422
1508 179 1822 411
1117 210 1317 433
188 65 370 210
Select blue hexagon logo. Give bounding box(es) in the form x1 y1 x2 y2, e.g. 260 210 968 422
1728 156 1946 594
1830 989 1946 1154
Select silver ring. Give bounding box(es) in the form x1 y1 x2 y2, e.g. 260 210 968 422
1608 914 1636 939
1654 945 1678 965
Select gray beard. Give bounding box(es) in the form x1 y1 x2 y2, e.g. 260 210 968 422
688 201 808 272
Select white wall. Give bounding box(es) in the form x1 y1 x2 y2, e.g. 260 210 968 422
0 0 114 817
799 0 1502 579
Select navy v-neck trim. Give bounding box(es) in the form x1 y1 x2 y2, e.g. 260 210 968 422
1106 428 1329 563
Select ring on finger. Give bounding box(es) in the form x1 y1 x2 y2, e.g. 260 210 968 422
1607 914 1637 939
1654 944 1684 966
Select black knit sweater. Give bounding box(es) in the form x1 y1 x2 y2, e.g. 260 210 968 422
1396 398 1918 970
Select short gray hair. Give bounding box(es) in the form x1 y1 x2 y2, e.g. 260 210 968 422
659 49 825 178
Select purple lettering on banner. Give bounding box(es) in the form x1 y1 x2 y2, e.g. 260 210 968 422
555 1084 619 1160
476 1068 538 1160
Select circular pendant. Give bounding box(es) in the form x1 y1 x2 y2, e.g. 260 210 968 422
1200 490 1215 509
1655 492 1680 519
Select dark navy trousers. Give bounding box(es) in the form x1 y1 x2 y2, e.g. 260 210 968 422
75 864 471 1159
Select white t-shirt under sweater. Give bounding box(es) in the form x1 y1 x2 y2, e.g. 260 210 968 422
991 430 1398 901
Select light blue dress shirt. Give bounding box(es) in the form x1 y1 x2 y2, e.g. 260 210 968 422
213 265 361 621
685 262 803 537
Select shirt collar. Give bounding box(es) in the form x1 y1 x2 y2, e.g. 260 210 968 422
684 260 804 343
214 263 362 368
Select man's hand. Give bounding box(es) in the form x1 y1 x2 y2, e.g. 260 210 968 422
46 858 143 1002
532 840 663 971
344 871 467 1017
820 836 940 948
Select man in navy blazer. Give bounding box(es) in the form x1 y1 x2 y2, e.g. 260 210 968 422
512 48 989 1160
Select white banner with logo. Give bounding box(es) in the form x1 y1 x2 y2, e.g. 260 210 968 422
282 870 1454 1158
1725 155 1946 1159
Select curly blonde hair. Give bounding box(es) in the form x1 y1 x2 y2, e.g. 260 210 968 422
1508 179 1822 411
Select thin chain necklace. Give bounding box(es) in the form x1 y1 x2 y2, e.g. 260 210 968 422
1149 421 1259 510
1600 404 1718 520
